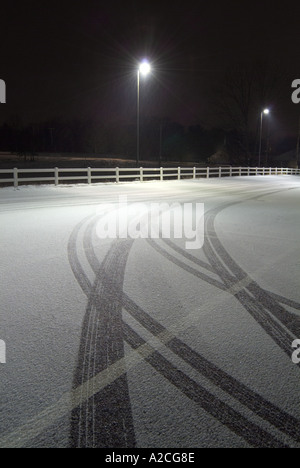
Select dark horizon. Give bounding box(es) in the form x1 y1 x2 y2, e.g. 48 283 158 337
1 0 300 147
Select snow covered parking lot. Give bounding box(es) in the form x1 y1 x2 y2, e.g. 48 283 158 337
0 176 299 448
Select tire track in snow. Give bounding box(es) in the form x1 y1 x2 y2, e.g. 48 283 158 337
146 188 300 353
160 238 300 313
67 185 300 448
203 204 300 358
205 207 300 337
68 216 136 448
123 324 288 448
76 215 297 447
122 295 300 443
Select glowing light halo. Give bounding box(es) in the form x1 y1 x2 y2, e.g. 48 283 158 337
139 60 151 76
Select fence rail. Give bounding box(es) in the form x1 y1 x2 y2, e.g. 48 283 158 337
0 166 299 188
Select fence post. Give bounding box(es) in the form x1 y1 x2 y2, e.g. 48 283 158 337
178 167 181 180
13 168 18 189
87 167 92 185
116 167 120 183
219 166 222 178
229 166 232 177
269 167 272 175
239 167 242 176
193 167 196 179
275 167 278 175
160 167 164 181
256 167 258 175
262 167 265 176
248 167 250 176
54 167 59 186
140 167 143 182
207 167 210 178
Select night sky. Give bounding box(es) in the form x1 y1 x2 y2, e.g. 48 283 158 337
1 0 300 139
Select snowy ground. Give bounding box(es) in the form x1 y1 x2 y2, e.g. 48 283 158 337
0 176 299 448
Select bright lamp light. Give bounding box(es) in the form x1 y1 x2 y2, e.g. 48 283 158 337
263 108 270 114
139 60 151 76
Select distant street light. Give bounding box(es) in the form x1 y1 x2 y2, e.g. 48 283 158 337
137 60 151 166
258 108 270 167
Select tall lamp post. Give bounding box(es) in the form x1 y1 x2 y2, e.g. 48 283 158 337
258 108 270 167
137 60 151 166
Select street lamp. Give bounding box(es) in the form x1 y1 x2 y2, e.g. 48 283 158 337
137 60 151 166
258 108 270 167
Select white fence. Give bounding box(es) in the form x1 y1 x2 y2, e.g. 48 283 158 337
0 166 299 188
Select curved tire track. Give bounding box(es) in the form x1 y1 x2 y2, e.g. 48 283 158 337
161 238 300 313
146 189 300 357
204 206 300 357
72 215 298 447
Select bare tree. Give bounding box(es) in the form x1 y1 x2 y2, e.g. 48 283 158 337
213 59 285 164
